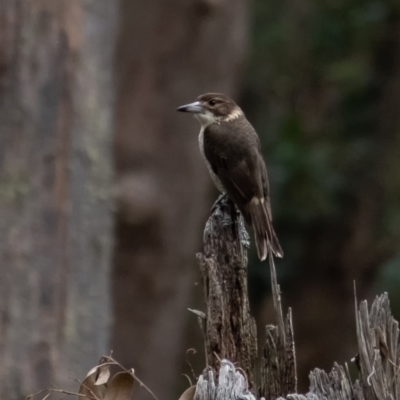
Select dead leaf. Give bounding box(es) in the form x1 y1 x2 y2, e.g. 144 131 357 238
103 372 134 400
178 386 196 400
95 364 111 386
79 369 106 400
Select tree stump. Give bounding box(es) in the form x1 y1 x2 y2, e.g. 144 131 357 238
193 193 400 400
197 195 257 388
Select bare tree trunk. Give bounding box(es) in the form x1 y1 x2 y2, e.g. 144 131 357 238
0 2 116 399
112 1 250 399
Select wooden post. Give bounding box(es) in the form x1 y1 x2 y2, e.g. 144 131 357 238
197 195 257 388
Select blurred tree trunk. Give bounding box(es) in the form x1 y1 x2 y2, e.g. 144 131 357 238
0 1 116 399
112 1 249 399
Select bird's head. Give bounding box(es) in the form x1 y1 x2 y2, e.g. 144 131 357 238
177 93 243 127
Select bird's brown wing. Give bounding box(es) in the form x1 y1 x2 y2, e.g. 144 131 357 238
203 121 263 223
203 120 283 259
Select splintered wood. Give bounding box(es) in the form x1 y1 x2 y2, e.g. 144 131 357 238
277 293 400 400
195 360 256 400
261 255 297 399
193 193 400 400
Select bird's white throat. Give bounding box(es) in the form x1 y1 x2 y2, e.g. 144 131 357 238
194 107 244 127
194 110 218 128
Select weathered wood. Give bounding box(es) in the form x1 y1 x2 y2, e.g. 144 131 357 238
195 360 255 400
195 196 400 400
276 292 400 400
196 194 400 400
197 194 257 389
275 364 354 400
355 292 400 400
261 256 297 399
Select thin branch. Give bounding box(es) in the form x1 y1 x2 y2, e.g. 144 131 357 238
182 374 193 387
103 356 160 400
70 373 102 400
27 388 98 400
213 352 222 363
185 348 198 381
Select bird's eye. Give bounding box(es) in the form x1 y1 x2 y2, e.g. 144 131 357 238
209 99 216 106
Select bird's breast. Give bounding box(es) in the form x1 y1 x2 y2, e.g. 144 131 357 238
198 127 225 193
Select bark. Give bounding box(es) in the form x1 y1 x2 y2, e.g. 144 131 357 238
0 1 116 399
197 195 257 388
111 1 250 399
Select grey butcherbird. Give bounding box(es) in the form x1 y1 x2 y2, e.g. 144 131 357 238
177 93 283 261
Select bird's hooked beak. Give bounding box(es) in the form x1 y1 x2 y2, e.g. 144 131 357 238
177 101 204 114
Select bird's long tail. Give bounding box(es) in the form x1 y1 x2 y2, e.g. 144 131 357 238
249 197 283 261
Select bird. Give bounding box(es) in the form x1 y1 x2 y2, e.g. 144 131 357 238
177 93 283 260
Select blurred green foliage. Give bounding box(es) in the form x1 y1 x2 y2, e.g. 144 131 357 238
242 0 400 302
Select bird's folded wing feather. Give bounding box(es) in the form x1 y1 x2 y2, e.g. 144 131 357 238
203 124 264 207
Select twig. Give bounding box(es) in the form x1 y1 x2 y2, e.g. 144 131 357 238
213 352 222 363
367 350 378 386
28 388 98 400
104 356 160 400
70 373 102 400
182 374 193 387
185 348 198 381
25 389 48 400
28 354 159 400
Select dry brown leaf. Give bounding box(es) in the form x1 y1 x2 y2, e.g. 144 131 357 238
103 371 134 400
178 386 196 400
79 369 106 400
95 365 111 386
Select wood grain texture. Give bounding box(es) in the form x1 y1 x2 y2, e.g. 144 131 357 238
197 194 257 388
195 360 255 400
261 256 297 399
